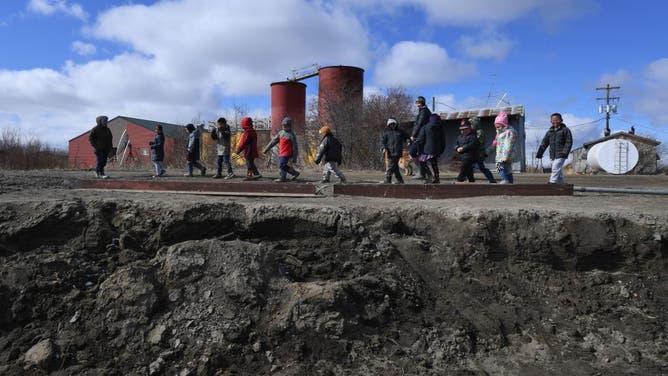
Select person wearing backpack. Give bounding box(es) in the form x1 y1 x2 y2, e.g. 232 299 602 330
314 125 346 184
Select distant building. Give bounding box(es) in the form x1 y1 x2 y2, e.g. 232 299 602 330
571 131 661 174
68 116 184 169
438 106 526 172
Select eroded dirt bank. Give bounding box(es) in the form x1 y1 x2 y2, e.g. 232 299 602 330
0 196 666 375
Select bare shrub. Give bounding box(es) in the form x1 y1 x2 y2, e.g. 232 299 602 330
0 128 67 170
318 86 413 169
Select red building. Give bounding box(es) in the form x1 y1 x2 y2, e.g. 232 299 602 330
68 116 184 169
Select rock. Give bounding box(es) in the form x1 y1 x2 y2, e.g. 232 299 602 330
148 357 164 375
96 266 159 322
24 339 60 371
147 324 167 345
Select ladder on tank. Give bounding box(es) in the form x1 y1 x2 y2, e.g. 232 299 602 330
613 139 629 174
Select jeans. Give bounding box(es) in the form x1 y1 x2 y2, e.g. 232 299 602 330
245 158 260 176
550 158 566 184
278 156 298 180
216 154 233 175
474 160 496 183
94 150 109 175
497 160 514 183
152 161 163 175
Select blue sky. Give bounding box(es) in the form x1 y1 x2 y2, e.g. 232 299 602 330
1 0 666 160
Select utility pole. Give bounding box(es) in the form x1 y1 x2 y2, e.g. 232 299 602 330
596 84 620 137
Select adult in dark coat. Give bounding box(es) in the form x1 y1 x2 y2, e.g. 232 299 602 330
411 95 432 180
149 124 166 177
455 120 480 182
418 113 445 184
469 117 496 183
88 115 113 178
536 113 573 184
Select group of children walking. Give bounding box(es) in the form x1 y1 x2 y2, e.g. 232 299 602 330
102 101 569 186
151 115 343 183
147 108 518 185
381 105 518 185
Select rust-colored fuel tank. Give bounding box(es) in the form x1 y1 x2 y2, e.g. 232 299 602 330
271 81 306 135
317 65 364 131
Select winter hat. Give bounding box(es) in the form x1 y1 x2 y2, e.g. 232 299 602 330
281 117 293 128
217 117 227 125
185 123 195 132
319 126 331 136
494 112 509 128
459 119 471 130
96 115 108 125
469 117 481 128
415 96 426 104
386 117 398 127
241 117 253 130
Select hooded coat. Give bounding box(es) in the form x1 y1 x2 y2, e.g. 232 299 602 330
381 124 409 158
89 117 113 153
421 115 446 156
236 117 259 159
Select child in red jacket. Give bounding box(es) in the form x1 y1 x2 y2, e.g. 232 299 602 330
236 117 262 180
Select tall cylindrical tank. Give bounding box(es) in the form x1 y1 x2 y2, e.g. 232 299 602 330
587 139 639 174
318 66 364 131
271 81 306 135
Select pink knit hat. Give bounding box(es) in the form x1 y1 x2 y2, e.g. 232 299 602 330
494 111 509 128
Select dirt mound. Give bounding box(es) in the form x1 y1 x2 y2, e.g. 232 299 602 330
0 197 666 375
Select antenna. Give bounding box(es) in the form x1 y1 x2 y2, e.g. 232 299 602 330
495 92 511 107
485 74 497 107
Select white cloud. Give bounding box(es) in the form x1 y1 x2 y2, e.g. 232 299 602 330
374 41 476 87
1 0 371 148
598 69 632 87
71 41 96 56
457 29 514 61
413 0 595 26
28 0 88 21
637 58 668 126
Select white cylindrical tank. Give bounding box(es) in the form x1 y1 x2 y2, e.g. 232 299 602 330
587 139 639 174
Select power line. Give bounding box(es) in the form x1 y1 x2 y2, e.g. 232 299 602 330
524 118 604 130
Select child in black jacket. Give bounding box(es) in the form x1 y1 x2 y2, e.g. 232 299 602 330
455 120 480 183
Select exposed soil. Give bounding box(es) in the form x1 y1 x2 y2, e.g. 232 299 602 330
0 170 666 375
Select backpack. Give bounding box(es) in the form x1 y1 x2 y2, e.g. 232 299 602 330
329 136 343 164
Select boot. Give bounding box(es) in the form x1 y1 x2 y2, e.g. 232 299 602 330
385 176 392 184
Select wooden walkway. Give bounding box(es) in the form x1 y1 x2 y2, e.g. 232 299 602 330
79 179 573 199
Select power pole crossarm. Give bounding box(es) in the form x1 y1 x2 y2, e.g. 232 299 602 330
596 84 620 136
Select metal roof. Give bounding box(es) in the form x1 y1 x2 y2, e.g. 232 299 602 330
437 105 525 120
116 116 185 139
579 131 661 149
